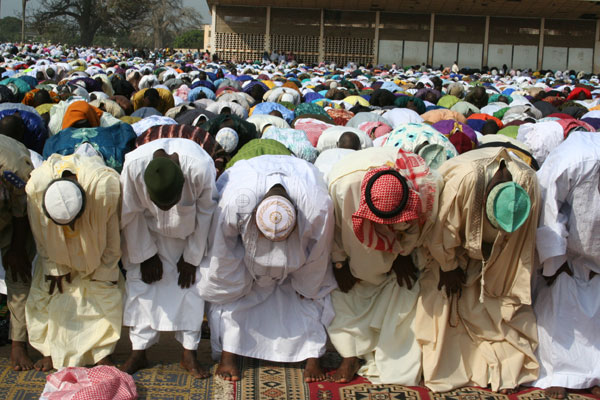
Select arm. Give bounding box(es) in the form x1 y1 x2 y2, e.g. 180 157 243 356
198 198 252 304
120 160 158 264
426 172 472 272
3 216 33 282
536 165 570 277
92 176 121 282
291 194 337 300
182 165 218 267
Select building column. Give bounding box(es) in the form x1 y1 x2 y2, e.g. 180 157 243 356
319 9 325 63
483 16 490 67
594 19 600 74
265 6 271 52
428 13 435 66
210 4 217 54
537 17 545 70
373 11 381 65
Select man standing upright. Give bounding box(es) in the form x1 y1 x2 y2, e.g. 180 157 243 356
119 138 217 378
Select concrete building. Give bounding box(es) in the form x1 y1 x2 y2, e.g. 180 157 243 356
205 0 600 73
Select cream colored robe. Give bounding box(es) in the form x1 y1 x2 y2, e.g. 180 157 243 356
25 154 124 368
327 147 441 385
415 147 540 392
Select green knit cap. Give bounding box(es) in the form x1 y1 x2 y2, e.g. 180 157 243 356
486 181 531 233
144 157 184 207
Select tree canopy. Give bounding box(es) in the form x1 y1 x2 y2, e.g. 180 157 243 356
31 0 202 48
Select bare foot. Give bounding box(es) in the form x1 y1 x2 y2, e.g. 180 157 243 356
331 357 360 383
120 350 148 375
545 386 567 399
10 341 34 371
304 358 325 382
34 356 53 372
590 386 600 397
180 349 210 379
95 355 115 366
216 351 240 381
499 388 517 395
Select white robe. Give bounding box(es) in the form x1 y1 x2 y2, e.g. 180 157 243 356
533 131 600 389
313 148 355 181
120 138 218 333
199 155 336 362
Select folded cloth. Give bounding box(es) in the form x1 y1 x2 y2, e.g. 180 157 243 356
40 366 137 400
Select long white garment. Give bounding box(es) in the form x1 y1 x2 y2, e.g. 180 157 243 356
533 131 600 389
199 155 336 362
120 138 217 334
313 148 355 181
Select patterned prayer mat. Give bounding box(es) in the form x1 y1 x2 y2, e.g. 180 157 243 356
233 355 600 400
1 355 599 400
0 357 233 400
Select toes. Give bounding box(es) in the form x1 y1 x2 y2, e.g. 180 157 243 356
189 369 202 378
218 372 231 380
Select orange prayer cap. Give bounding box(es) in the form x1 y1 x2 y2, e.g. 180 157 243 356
61 101 103 130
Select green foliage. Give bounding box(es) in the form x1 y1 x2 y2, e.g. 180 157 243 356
0 17 23 42
172 30 203 50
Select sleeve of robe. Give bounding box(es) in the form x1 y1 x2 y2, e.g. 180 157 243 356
198 197 252 304
290 193 337 300
90 172 122 282
26 165 71 277
535 162 571 277
120 160 158 264
33 243 70 277
426 170 474 272
182 163 217 267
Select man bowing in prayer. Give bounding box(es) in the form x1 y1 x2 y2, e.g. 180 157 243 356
199 154 336 382
25 153 123 371
0 135 35 371
326 147 442 384
415 147 540 393
119 138 218 378
532 131 600 399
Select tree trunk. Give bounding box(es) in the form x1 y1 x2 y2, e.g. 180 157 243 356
77 1 101 46
151 12 163 49
80 24 97 46
21 0 26 42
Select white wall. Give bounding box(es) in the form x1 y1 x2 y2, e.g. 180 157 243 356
568 48 593 72
403 41 428 67
433 42 458 69
458 43 483 69
487 44 512 68
378 40 403 66
512 45 537 70
543 46 568 71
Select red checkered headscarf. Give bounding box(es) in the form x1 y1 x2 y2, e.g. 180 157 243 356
352 149 437 252
42 366 137 400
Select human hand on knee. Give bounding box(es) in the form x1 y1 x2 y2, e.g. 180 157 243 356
177 256 197 289
140 254 163 284
392 254 418 290
45 273 71 294
333 260 358 293
437 267 465 297
3 245 31 283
